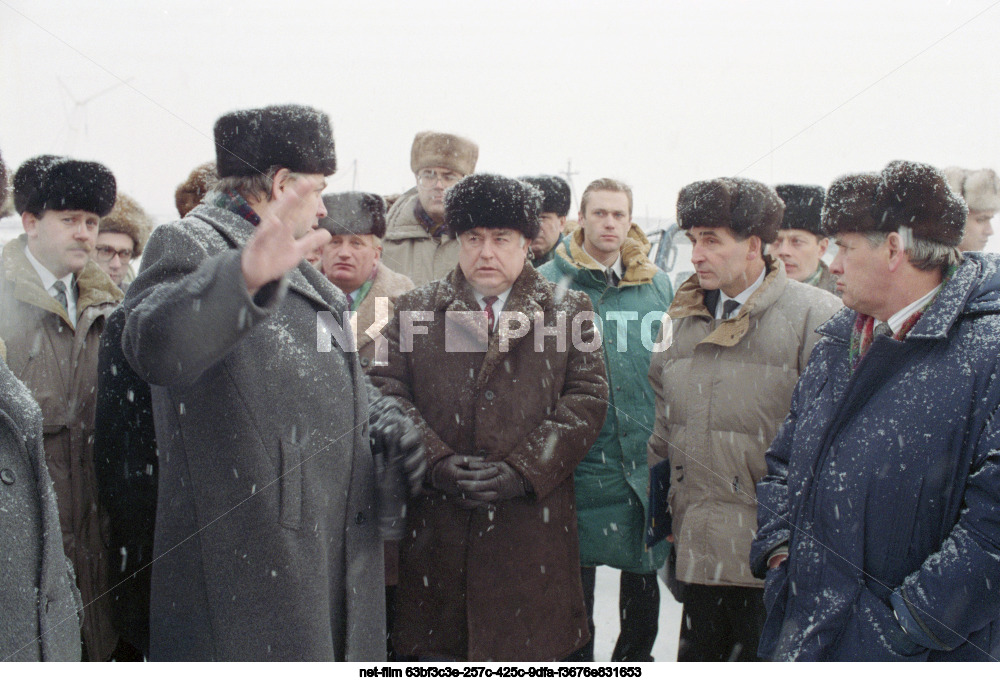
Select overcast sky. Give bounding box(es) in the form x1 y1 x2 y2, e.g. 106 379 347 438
3 0 1000 247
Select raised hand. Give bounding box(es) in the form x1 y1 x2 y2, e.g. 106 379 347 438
241 171 332 295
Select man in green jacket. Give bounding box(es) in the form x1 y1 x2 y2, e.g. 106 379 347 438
539 178 673 661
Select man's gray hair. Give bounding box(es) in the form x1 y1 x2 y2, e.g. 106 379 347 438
215 165 292 203
863 230 963 272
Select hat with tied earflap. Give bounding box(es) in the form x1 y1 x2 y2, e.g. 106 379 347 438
775 184 827 237
518 174 571 218
319 192 387 238
445 173 542 241
23 158 117 217
676 177 785 243
942 167 1000 213
214 104 337 178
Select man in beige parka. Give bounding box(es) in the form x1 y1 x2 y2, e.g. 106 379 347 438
647 177 840 661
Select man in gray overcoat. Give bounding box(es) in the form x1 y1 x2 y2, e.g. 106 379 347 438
121 105 420 661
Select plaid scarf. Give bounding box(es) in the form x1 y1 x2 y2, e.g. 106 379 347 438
848 265 957 371
211 190 261 227
414 200 446 238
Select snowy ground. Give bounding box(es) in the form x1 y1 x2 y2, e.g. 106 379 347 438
591 566 682 662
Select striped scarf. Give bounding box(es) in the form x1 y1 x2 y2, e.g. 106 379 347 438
848 265 956 371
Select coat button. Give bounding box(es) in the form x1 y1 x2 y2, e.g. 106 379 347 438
0 469 14 485
360 357 370 367
484 390 495 401
355 512 365 525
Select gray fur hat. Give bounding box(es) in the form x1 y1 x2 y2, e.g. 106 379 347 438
676 177 785 243
942 167 1000 213
214 105 337 178
518 175 571 217
319 192 387 238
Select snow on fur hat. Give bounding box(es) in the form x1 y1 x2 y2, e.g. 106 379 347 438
822 162 967 246
410 131 478 176
100 193 154 255
518 174 571 217
214 105 337 178
12 154 64 215
23 158 116 217
676 177 785 243
319 191 387 238
445 173 541 240
175 161 218 217
942 167 1000 213
775 184 827 237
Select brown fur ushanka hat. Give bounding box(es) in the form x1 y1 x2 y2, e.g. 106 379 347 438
410 131 478 176
175 162 219 217
822 161 967 246
942 167 1000 213
445 173 541 240
100 192 154 255
676 177 785 243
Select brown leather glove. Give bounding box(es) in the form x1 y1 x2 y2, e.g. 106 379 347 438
458 461 527 503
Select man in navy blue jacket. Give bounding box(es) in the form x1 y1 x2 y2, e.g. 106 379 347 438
751 160 1000 661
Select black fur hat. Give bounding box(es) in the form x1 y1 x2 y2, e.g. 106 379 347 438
445 174 542 240
13 154 64 215
676 177 785 243
0 149 7 212
822 162 967 246
319 192 387 238
23 158 116 217
214 105 337 178
775 184 827 237
518 174 571 217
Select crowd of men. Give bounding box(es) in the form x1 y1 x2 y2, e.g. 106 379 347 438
1 103 999 663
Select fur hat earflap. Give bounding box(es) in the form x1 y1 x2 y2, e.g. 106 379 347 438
676 177 785 243
874 161 967 246
445 173 541 240
23 158 116 217
820 173 882 236
775 184 827 237
100 193 154 255
518 174 571 217
175 162 219 217
13 154 64 215
319 192 387 238
214 105 337 178
943 167 1000 213
410 131 478 176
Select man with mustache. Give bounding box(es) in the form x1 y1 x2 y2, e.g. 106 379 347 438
0 155 123 661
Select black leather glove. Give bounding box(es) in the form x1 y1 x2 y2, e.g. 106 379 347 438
431 455 499 508
458 461 527 503
369 396 426 497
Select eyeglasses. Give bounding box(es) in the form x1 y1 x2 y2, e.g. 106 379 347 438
94 245 133 263
416 169 463 188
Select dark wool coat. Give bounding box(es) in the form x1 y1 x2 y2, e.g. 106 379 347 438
369 264 609 661
121 200 384 661
0 236 121 661
0 351 82 661
94 302 158 656
538 226 673 574
751 253 1000 661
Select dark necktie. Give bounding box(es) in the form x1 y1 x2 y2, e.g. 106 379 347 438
874 321 893 338
606 268 620 287
722 299 740 319
483 295 499 332
52 280 68 311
